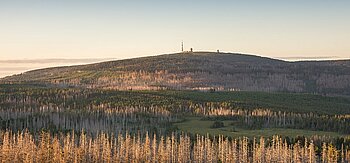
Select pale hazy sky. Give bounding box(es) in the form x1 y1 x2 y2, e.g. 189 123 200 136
0 0 349 60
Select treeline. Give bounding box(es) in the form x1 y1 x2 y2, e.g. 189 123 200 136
0 87 180 134
0 107 177 135
1 86 350 135
0 130 349 162
0 89 185 131
201 109 350 134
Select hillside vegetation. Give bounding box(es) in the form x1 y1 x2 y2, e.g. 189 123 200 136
1 84 350 135
1 83 350 162
1 52 350 95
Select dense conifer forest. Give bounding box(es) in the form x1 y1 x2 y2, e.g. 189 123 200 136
0 83 350 162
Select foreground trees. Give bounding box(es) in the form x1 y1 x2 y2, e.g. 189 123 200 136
0 130 349 163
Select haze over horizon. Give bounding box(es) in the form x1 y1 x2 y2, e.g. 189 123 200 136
1 0 349 60
0 58 115 78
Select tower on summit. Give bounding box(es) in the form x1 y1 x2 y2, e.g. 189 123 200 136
181 41 184 52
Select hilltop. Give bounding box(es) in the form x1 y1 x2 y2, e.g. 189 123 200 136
1 52 350 95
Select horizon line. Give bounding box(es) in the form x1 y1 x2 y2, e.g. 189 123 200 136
0 51 349 63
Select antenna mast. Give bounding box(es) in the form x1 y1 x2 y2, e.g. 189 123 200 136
181 41 184 52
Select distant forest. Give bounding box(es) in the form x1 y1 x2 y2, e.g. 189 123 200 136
1 52 349 95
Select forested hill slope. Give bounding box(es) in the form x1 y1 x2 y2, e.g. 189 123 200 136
1 52 350 95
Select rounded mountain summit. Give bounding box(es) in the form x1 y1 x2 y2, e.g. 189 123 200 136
1 52 349 95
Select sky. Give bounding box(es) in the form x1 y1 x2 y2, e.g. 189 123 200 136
0 0 349 60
